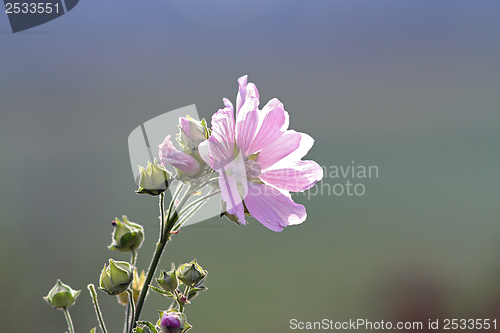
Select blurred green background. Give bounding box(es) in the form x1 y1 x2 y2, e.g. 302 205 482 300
1 1 499 332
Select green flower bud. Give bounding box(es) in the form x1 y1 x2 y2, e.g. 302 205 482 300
108 215 144 253
156 270 178 293
177 259 207 288
99 259 134 295
43 279 81 309
136 159 172 196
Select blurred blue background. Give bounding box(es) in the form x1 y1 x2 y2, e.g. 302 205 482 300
1 1 499 332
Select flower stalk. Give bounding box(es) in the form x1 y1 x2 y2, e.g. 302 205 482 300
63 307 75 333
88 284 109 333
133 185 194 327
126 289 135 333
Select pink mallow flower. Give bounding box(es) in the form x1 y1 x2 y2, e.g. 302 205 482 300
159 135 200 177
199 75 323 232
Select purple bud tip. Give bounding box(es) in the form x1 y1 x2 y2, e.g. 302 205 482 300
161 314 181 328
179 117 190 137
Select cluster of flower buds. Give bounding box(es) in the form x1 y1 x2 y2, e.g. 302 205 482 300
151 259 207 306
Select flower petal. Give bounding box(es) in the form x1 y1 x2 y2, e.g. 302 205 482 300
236 75 250 115
223 98 234 113
158 135 200 176
199 107 235 170
244 182 306 232
244 98 289 156
255 131 300 170
235 82 260 159
257 131 315 171
219 167 247 225
260 160 323 192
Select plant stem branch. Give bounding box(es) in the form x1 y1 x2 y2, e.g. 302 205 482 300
192 176 219 192
159 192 165 243
127 289 136 333
166 182 184 222
87 284 108 333
123 300 130 333
63 307 75 333
131 248 137 267
178 190 220 217
133 186 192 327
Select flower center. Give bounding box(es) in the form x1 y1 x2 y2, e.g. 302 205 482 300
245 160 261 182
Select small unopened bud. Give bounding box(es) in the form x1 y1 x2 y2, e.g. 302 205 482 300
136 159 172 196
159 135 201 179
178 116 209 150
177 259 207 288
159 310 190 333
156 270 178 293
108 216 144 253
43 279 81 309
99 259 134 295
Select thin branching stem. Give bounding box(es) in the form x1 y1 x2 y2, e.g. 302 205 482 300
63 307 75 333
178 190 220 217
133 184 194 328
88 284 108 333
127 289 136 333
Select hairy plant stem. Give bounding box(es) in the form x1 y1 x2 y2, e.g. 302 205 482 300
131 248 137 267
127 289 136 333
63 307 75 333
124 247 137 333
178 189 220 217
88 284 109 333
123 300 130 333
159 192 165 243
179 286 190 313
133 184 193 328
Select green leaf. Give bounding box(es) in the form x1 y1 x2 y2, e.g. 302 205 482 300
89 328 96 333
149 285 175 298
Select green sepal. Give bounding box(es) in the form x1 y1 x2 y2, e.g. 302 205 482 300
247 151 260 161
135 321 159 333
149 285 175 298
201 118 211 138
187 285 207 300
